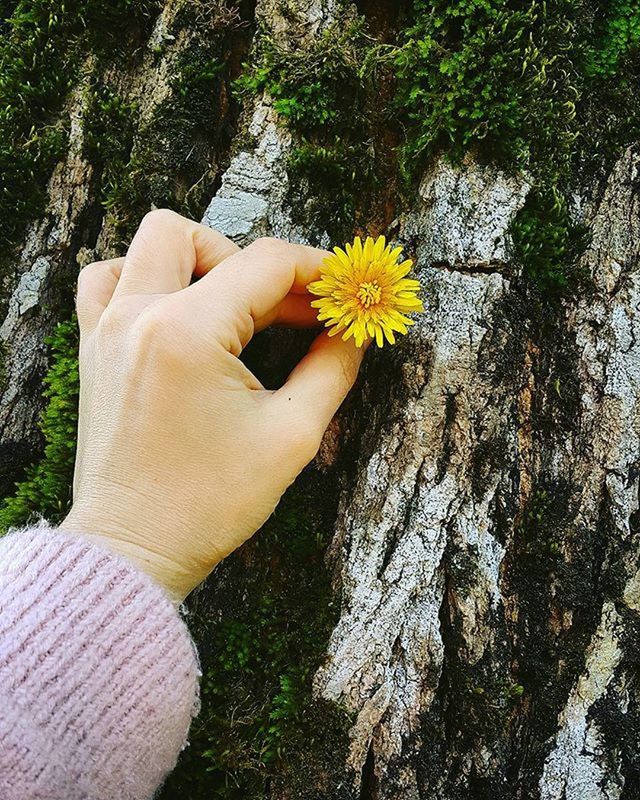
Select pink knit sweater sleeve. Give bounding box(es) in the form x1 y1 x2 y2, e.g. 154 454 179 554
0 523 200 800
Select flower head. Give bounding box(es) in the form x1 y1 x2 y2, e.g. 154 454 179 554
307 235 424 348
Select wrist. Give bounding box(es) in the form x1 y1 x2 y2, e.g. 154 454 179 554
62 508 190 605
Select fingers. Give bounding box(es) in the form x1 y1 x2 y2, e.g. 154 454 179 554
272 331 365 435
115 209 239 297
259 292 320 331
183 236 329 350
78 226 324 344
76 258 124 334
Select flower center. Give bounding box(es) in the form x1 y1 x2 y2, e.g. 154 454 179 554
357 281 382 308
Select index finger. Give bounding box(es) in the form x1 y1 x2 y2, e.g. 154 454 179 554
185 236 329 345
114 209 240 297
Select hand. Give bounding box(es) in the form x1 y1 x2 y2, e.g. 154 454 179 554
62 210 364 602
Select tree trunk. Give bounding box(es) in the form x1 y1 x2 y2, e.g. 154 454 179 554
1 1 639 798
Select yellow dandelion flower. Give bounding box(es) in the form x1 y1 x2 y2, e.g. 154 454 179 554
307 235 424 348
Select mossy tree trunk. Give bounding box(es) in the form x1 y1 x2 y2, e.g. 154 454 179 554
1 1 640 798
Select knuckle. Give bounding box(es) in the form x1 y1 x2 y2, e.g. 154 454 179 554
249 236 284 256
76 261 103 294
132 305 170 348
95 294 141 336
96 301 129 336
139 208 181 231
131 303 189 366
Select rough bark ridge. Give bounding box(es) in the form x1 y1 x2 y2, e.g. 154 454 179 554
1 1 639 798
0 0 245 494
0 80 92 485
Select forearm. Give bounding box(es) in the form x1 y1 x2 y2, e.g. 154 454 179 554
0 523 199 800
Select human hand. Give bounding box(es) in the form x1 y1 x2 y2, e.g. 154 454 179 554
62 210 364 602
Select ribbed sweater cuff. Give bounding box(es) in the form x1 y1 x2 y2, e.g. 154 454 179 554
0 523 200 800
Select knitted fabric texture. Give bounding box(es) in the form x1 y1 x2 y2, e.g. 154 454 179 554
0 523 200 800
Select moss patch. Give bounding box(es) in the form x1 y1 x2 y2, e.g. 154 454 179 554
394 0 579 177
87 2 248 246
0 316 79 532
394 0 640 180
510 188 590 291
83 85 140 212
159 480 353 800
0 0 160 262
234 8 396 239
393 0 639 290
576 0 640 180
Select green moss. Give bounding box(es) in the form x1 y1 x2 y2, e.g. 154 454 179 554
394 0 640 289
235 15 370 132
92 7 244 245
393 0 638 181
0 0 160 260
510 188 590 291
583 0 640 77
159 484 352 799
84 85 139 209
575 0 640 179
394 0 579 178
234 11 392 238
0 317 79 533
515 486 563 559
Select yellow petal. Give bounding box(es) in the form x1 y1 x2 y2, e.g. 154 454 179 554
332 247 351 269
363 236 374 263
342 324 355 341
373 235 386 260
387 245 403 264
353 236 363 264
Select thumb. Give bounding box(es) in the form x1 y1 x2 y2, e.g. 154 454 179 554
273 331 366 436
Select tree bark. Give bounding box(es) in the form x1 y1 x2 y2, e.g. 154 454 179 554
1 1 639 798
